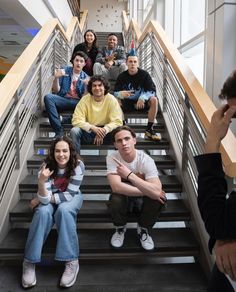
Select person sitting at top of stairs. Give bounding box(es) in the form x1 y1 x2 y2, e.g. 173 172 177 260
113 41 161 141
70 75 123 153
22 136 85 289
44 51 89 138
93 33 127 83
72 29 99 76
106 126 167 251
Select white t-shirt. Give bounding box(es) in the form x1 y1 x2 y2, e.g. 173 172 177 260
106 149 159 180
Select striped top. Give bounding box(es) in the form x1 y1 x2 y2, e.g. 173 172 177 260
38 160 85 204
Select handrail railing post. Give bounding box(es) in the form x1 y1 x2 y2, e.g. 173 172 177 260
162 55 168 112
14 93 20 169
181 93 190 172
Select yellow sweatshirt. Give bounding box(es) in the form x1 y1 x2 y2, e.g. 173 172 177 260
72 93 123 133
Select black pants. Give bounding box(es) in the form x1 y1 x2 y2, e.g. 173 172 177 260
208 264 234 292
108 193 164 230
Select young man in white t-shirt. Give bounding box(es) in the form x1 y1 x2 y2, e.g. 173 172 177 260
106 126 166 250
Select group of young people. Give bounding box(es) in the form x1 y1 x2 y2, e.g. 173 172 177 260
22 27 236 291
45 29 162 145
21 29 166 289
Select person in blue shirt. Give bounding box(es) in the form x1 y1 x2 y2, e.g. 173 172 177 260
44 51 89 138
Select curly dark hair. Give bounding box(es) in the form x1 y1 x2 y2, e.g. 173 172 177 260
219 70 236 100
111 125 136 142
84 29 98 48
107 33 118 40
44 136 80 179
70 50 88 64
87 75 110 95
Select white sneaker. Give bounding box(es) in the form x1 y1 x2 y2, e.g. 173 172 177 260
22 260 36 288
137 226 155 251
111 226 126 248
60 260 79 288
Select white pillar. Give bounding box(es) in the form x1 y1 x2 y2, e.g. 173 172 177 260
205 0 236 106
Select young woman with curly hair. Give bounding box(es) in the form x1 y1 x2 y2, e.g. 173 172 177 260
22 136 85 288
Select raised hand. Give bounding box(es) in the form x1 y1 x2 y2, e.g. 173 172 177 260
39 163 54 182
112 157 132 180
54 67 68 78
205 104 236 153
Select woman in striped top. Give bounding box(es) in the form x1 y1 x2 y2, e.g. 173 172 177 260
22 136 84 289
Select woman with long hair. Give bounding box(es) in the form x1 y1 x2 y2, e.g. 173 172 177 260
22 136 85 289
72 29 98 76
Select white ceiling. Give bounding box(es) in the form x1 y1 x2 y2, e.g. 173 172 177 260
0 1 40 64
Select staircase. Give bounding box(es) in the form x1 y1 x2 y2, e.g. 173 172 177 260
0 110 208 291
96 32 124 48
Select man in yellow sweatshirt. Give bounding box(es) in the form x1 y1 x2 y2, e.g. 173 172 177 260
70 75 123 153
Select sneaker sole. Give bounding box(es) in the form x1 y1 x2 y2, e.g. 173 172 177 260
22 277 36 288
60 265 79 288
110 242 124 248
140 244 155 251
144 135 161 141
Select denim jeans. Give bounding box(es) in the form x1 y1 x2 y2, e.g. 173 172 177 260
70 126 111 153
24 194 83 263
44 94 79 136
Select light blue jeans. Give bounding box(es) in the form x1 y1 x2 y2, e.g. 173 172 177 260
44 93 79 136
24 194 83 263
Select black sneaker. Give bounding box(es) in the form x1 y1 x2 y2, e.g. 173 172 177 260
145 129 162 141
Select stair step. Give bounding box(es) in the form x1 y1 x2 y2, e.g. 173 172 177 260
0 228 199 260
0 262 207 291
19 175 182 193
27 154 175 170
39 121 165 133
10 199 189 223
96 32 124 47
34 137 170 151
42 109 163 120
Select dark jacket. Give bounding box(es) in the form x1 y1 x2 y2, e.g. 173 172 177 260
72 42 98 64
72 42 98 76
195 153 236 252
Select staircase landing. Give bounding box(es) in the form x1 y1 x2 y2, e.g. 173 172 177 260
0 261 207 291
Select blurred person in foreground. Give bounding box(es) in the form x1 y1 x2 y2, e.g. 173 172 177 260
195 70 236 292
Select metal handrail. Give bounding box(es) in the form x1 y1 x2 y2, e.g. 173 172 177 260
122 12 228 274
0 15 86 205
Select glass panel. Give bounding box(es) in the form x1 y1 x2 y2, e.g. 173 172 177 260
182 42 204 85
181 0 205 44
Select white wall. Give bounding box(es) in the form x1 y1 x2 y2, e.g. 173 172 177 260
18 0 73 29
205 0 236 105
80 0 126 32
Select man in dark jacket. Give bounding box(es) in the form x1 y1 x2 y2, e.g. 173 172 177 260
114 52 161 141
195 70 236 291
